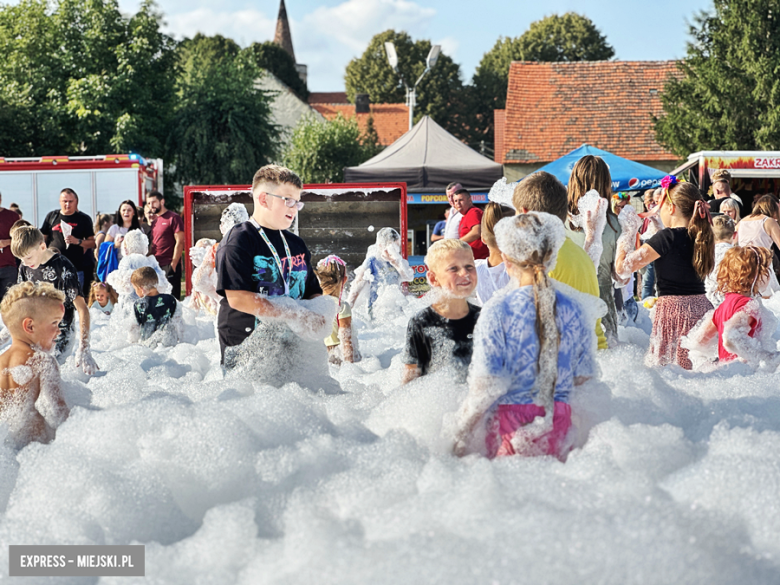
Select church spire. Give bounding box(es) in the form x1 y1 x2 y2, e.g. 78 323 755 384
273 0 296 63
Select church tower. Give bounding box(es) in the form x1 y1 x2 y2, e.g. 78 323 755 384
273 0 307 85
273 0 296 62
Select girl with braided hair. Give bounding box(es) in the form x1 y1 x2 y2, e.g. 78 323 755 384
452 212 597 460
615 177 715 369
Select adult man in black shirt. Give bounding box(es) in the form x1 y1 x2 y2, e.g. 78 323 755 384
40 188 95 296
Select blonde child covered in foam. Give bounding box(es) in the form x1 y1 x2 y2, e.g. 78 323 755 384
0 282 69 448
401 239 479 385
314 255 360 365
452 212 596 460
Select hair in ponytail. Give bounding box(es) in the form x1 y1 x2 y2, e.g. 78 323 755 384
480 202 514 249
494 212 566 414
667 182 715 280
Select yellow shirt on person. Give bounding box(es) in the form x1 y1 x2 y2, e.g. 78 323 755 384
549 237 608 350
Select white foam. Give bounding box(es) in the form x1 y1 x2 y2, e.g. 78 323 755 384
0 286 779 582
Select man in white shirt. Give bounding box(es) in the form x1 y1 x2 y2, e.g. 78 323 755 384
443 182 463 239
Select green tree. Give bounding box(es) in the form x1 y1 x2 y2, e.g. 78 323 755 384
655 2 780 155
0 0 177 157
166 34 279 189
468 13 614 150
344 30 465 137
282 113 381 183
244 41 308 99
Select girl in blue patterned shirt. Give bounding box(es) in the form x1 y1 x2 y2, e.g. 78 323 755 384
453 212 597 460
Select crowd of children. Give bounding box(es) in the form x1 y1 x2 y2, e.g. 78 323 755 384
3 161 780 462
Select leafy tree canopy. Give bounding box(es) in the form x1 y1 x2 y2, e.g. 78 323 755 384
244 41 308 99
282 113 381 184
655 1 780 156
166 34 279 189
0 0 177 157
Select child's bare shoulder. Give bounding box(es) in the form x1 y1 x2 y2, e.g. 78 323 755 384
0 346 36 389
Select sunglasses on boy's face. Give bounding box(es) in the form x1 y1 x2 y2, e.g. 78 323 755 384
263 191 304 211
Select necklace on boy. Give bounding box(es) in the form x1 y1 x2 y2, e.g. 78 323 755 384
251 218 292 296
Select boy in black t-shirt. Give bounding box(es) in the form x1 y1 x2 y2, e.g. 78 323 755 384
402 239 480 384
6 226 98 374
130 267 182 344
215 165 325 368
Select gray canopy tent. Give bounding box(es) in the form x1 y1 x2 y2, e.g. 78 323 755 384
344 116 503 189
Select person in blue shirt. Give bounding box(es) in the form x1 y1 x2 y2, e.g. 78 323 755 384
452 212 597 460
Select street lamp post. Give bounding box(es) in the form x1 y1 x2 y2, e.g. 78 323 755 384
384 42 441 131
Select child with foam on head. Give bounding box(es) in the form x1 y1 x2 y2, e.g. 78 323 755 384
106 229 170 313
474 202 514 306
88 281 118 316
6 226 97 374
130 266 183 345
347 227 414 315
616 177 715 370
188 203 250 317
314 255 361 365
705 215 736 308
0 282 69 448
512 172 608 350
683 246 778 367
401 239 480 385
451 212 597 460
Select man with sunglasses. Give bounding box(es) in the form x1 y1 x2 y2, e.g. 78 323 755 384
215 164 325 368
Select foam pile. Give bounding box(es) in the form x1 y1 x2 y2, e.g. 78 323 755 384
1 287 780 584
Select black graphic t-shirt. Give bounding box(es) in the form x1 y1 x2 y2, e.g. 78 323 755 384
18 253 80 351
402 303 481 379
40 210 95 273
134 293 178 341
215 221 322 355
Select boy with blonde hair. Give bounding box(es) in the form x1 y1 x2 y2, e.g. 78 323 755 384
215 164 325 368
0 281 69 448
130 266 182 344
401 239 480 384
6 226 97 373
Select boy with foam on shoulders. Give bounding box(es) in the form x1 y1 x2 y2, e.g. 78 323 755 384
215 164 327 368
401 239 481 384
3 226 97 373
130 266 183 345
0 281 69 448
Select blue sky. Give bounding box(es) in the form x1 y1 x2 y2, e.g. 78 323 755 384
118 0 714 91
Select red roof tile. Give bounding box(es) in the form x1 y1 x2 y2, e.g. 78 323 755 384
310 103 409 146
308 92 348 104
494 109 506 165
499 61 682 165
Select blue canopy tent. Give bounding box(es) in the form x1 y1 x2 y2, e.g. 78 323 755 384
531 144 667 192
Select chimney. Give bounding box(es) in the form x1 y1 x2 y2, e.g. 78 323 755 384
355 93 370 114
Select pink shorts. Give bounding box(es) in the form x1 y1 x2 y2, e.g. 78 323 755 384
486 402 572 460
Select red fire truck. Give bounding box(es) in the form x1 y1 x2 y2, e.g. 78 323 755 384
0 154 162 225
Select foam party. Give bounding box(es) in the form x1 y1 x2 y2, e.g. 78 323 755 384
0 157 779 585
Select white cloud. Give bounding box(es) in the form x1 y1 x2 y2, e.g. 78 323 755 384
163 8 275 46
159 0 438 91
435 36 459 63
